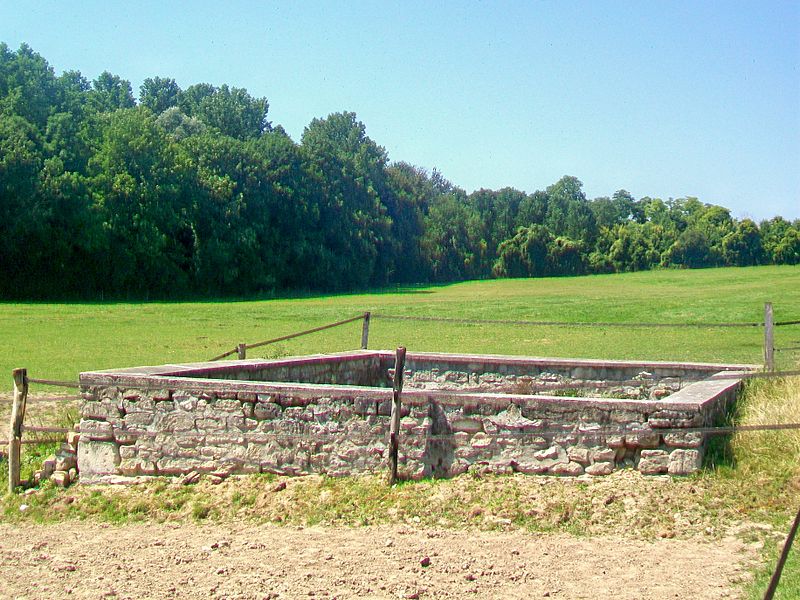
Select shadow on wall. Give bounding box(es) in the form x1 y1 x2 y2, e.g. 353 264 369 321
422 402 456 478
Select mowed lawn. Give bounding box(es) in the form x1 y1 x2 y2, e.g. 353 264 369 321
1 265 799 383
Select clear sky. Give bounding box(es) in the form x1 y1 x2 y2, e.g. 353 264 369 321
3 1 799 220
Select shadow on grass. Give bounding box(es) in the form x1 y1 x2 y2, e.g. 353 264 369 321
703 393 747 473
703 378 764 473
0 281 448 305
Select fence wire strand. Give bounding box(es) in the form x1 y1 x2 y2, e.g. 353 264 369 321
372 313 767 329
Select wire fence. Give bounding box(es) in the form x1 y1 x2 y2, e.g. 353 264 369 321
5 328 800 598
195 306 800 369
373 313 768 328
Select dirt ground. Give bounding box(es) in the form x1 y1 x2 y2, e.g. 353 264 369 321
0 522 754 600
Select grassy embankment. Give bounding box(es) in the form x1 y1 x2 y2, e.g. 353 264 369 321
1 265 799 598
1 264 799 380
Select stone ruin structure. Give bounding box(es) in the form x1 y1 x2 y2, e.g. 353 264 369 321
76 350 754 482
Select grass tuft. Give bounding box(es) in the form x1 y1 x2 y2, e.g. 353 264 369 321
732 376 800 481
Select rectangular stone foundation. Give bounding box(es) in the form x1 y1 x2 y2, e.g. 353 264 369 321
77 351 755 482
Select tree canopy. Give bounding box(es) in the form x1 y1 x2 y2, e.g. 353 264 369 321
0 42 798 299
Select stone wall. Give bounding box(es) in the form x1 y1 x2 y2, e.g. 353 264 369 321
77 351 752 482
164 354 383 387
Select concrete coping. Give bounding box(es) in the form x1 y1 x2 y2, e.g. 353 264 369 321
79 350 757 412
82 349 759 378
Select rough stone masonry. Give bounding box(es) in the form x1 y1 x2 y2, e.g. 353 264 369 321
77 351 754 482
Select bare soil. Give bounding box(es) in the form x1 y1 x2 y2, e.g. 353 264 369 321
0 521 754 600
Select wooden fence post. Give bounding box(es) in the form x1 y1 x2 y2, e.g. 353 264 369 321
388 347 406 485
764 302 775 371
237 343 247 360
763 505 800 600
361 312 371 350
8 368 28 494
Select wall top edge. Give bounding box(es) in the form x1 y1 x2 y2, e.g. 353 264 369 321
81 349 759 380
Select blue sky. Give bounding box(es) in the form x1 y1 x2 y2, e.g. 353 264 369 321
2 1 799 219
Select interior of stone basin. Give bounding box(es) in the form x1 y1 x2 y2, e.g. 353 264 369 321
150 350 752 401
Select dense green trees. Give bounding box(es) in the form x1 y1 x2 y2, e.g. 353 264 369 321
0 42 798 299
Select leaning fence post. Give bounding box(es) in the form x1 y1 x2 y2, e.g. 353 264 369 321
764 302 775 371
388 346 406 485
237 343 247 360
361 312 371 350
8 368 28 494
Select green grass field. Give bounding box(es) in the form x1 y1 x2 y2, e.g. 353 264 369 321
1 265 799 383
1 265 799 598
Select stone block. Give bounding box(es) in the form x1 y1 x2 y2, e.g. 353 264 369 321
157 457 213 475
173 392 197 412
567 447 591 465
451 418 483 434
554 434 579 445
119 458 156 476
648 410 702 428
663 432 704 448
78 441 120 476
668 449 702 475
638 449 669 474
151 389 171 401
607 435 625 448
254 402 282 420
591 448 616 463
154 400 175 412
509 460 548 475
41 457 56 478
52 470 70 488
534 446 561 460
471 433 493 449
196 417 226 431
124 389 145 402
81 400 121 421
610 409 645 423
277 395 312 408
55 451 78 472
551 461 584 476
122 397 154 413
519 436 549 449
226 415 245 430
160 412 195 432
213 399 241 413
125 412 154 427
206 433 245 446
80 420 114 441
585 461 614 476
175 434 205 448
114 429 138 445
625 428 661 449
119 445 138 460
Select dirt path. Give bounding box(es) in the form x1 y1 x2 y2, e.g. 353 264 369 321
0 522 752 600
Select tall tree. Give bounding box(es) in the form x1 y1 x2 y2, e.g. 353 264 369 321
0 43 59 130
301 112 391 288
193 84 270 139
87 107 192 296
545 176 597 244
139 76 181 114
88 71 135 113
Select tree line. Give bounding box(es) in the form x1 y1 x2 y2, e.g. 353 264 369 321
1 43 798 299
